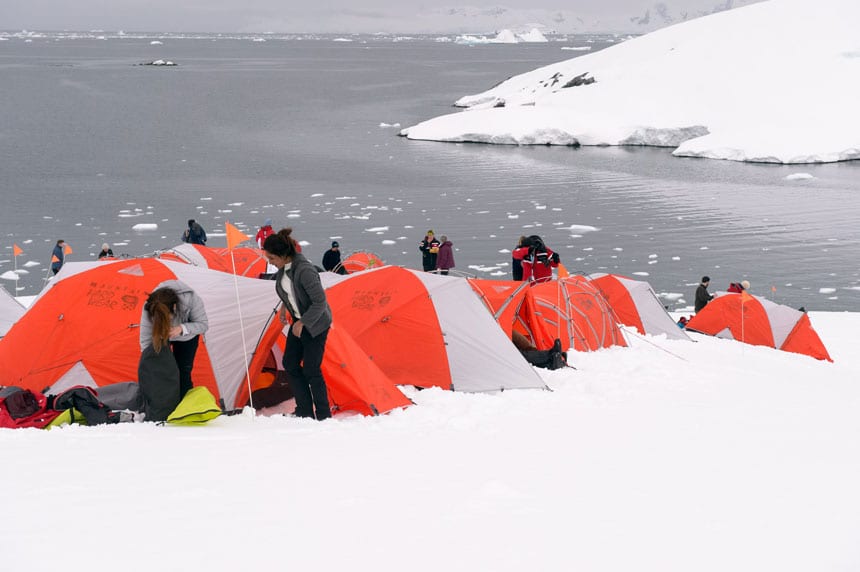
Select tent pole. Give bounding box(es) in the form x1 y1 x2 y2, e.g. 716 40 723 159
230 250 255 414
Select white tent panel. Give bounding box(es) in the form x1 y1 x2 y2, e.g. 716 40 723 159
413 272 547 392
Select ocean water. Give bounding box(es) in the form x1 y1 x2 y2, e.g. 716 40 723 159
1 33 858 311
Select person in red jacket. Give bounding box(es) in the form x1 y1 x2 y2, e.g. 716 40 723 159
512 235 559 283
256 218 274 249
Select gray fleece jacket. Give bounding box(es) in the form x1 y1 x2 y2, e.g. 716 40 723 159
274 253 332 337
139 279 209 351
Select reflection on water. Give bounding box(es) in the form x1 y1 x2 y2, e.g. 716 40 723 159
0 37 857 311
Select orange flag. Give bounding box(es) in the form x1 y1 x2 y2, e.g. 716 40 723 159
226 222 250 250
557 262 569 278
51 255 60 263
63 244 73 255
13 244 23 256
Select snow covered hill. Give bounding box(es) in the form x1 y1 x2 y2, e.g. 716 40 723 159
3 311 860 570
402 0 860 164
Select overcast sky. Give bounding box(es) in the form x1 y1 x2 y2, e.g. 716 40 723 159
0 1 751 33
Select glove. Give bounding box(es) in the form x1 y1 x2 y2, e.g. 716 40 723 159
551 252 560 263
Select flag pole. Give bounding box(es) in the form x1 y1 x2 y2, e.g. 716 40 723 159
226 222 255 414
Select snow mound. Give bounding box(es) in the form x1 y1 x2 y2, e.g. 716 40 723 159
403 0 860 165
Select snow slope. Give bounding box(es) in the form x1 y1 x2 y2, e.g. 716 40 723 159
2 311 860 570
402 0 860 164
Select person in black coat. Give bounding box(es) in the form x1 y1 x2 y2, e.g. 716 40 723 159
51 240 65 274
512 235 526 281
419 230 441 272
694 276 714 313
321 241 347 274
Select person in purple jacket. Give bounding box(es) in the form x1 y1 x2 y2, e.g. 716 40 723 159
435 235 455 276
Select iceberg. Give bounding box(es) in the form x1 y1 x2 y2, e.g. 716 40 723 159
402 0 860 164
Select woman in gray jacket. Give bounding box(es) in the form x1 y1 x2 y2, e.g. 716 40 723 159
139 280 209 398
263 228 333 420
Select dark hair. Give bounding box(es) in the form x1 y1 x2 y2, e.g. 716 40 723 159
187 219 195 227
702 276 710 283
56 239 65 246
263 228 298 258
526 235 546 252
144 288 179 353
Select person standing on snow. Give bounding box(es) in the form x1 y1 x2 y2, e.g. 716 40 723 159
256 218 274 249
419 230 441 272
513 235 559 283
139 281 209 401
512 235 527 281
322 241 347 274
694 276 714 313
435 235 455 275
263 228 333 421
182 219 207 245
50 240 65 274
98 243 114 259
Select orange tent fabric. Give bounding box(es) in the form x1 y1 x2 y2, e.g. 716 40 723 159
0 259 409 416
321 267 545 392
237 326 413 416
685 293 832 361
470 277 626 352
339 251 384 274
156 244 268 278
587 273 691 341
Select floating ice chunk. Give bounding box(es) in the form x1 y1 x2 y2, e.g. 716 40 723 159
819 287 836 294
332 38 353 42
379 122 401 128
133 223 158 231
507 214 519 219
14 269 28 275
633 272 650 276
381 240 396 245
648 254 658 258
561 46 592 51
366 226 389 232
468 265 502 272
1 271 19 280
785 173 814 181
559 225 599 233
659 292 684 301
150 40 163 45
23 261 40 267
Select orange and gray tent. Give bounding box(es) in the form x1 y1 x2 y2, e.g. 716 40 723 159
685 292 832 361
587 273 691 341
156 243 268 278
0 284 25 339
0 259 410 415
320 266 546 392
338 251 385 274
470 276 626 352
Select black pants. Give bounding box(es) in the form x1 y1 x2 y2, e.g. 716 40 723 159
283 326 331 420
171 335 199 398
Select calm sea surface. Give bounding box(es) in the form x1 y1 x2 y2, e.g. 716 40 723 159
1 33 858 311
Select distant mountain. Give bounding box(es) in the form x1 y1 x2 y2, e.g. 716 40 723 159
408 1 763 34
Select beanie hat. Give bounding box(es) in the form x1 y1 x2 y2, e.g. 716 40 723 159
741 280 750 290
702 276 710 283
331 241 339 248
